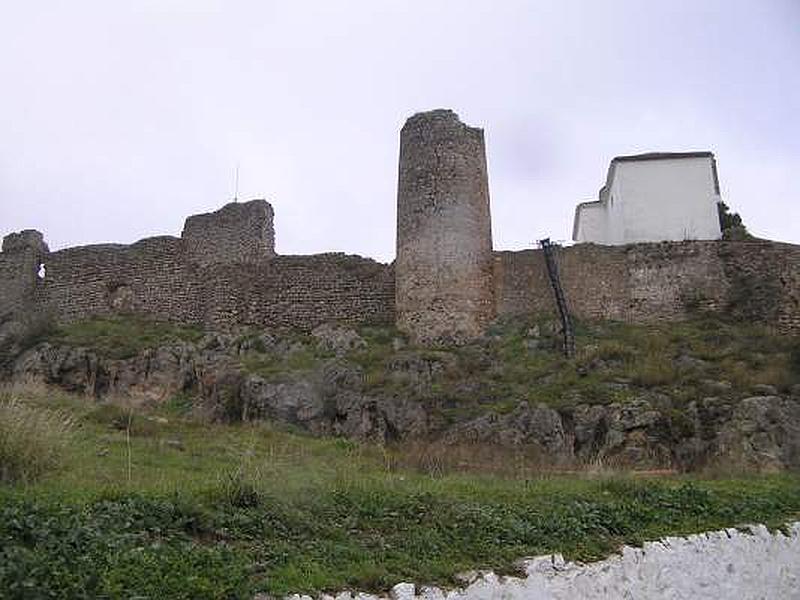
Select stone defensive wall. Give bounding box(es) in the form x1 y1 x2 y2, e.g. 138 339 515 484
2 109 799 338
0 200 395 331
494 239 800 333
2 210 799 335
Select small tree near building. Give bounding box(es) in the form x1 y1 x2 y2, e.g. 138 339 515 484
717 201 751 240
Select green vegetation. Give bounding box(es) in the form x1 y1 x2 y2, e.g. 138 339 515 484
0 395 74 483
717 201 752 240
1 387 799 598
360 315 794 421
5 314 798 596
400 314 800 418
242 344 325 381
49 316 204 359
37 313 798 416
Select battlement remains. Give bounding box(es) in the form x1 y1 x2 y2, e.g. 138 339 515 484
181 199 275 265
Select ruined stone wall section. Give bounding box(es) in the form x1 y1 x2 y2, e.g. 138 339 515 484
5 235 394 331
493 240 800 333
40 237 203 324
0 196 396 331
396 110 494 345
0 230 49 321
494 246 631 321
718 240 800 333
181 199 275 265
201 255 395 330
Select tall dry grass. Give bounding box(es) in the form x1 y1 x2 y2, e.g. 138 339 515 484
0 394 75 483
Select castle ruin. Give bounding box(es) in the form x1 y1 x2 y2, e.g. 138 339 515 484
2 109 799 341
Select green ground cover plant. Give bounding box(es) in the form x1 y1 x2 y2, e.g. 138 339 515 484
49 316 204 360
1 386 798 599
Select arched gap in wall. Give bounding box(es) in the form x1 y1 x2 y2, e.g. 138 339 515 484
37 263 46 280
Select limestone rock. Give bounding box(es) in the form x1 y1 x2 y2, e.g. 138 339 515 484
387 351 457 390
715 396 800 470
311 323 366 356
599 399 672 466
445 402 571 462
320 360 364 395
239 375 326 426
332 392 427 443
571 404 608 458
701 379 732 394
390 583 415 600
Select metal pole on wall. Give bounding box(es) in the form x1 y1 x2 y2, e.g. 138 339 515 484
233 163 240 202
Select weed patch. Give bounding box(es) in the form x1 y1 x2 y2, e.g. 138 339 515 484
49 316 204 359
0 394 74 483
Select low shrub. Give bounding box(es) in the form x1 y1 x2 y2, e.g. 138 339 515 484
50 316 204 360
84 403 162 437
0 395 74 483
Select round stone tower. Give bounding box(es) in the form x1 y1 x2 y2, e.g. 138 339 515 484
395 109 494 345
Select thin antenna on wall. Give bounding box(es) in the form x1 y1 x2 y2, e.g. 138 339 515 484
233 163 240 202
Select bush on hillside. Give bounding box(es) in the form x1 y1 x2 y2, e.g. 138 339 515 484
0 395 74 483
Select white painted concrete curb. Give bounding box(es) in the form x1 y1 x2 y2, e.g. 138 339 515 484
282 522 800 600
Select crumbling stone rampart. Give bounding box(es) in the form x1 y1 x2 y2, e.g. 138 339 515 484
0 201 394 331
1 109 799 339
42 237 201 324
0 230 49 320
494 240 800 333
181 199 275 265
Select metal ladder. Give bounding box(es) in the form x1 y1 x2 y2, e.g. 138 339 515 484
540 238 575 358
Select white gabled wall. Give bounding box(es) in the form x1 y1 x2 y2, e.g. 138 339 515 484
574 155 723 245
613 157 721 244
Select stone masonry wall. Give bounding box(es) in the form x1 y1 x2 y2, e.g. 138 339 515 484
181 199 275 265
0 201 395 332
494 240 800 333
395 110 494 345
34 244 394 330
40 236 202 324
201 255 395 330
0 230 49 321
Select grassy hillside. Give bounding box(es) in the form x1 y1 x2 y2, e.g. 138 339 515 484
1 385 799 599
44 313 800 413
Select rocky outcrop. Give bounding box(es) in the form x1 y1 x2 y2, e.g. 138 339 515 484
7 329 800 472
716 395 800 471
445 403 570 458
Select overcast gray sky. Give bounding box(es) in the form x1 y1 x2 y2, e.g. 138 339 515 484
1 1 798 261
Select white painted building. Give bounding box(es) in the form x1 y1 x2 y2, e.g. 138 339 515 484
572 152 723 245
